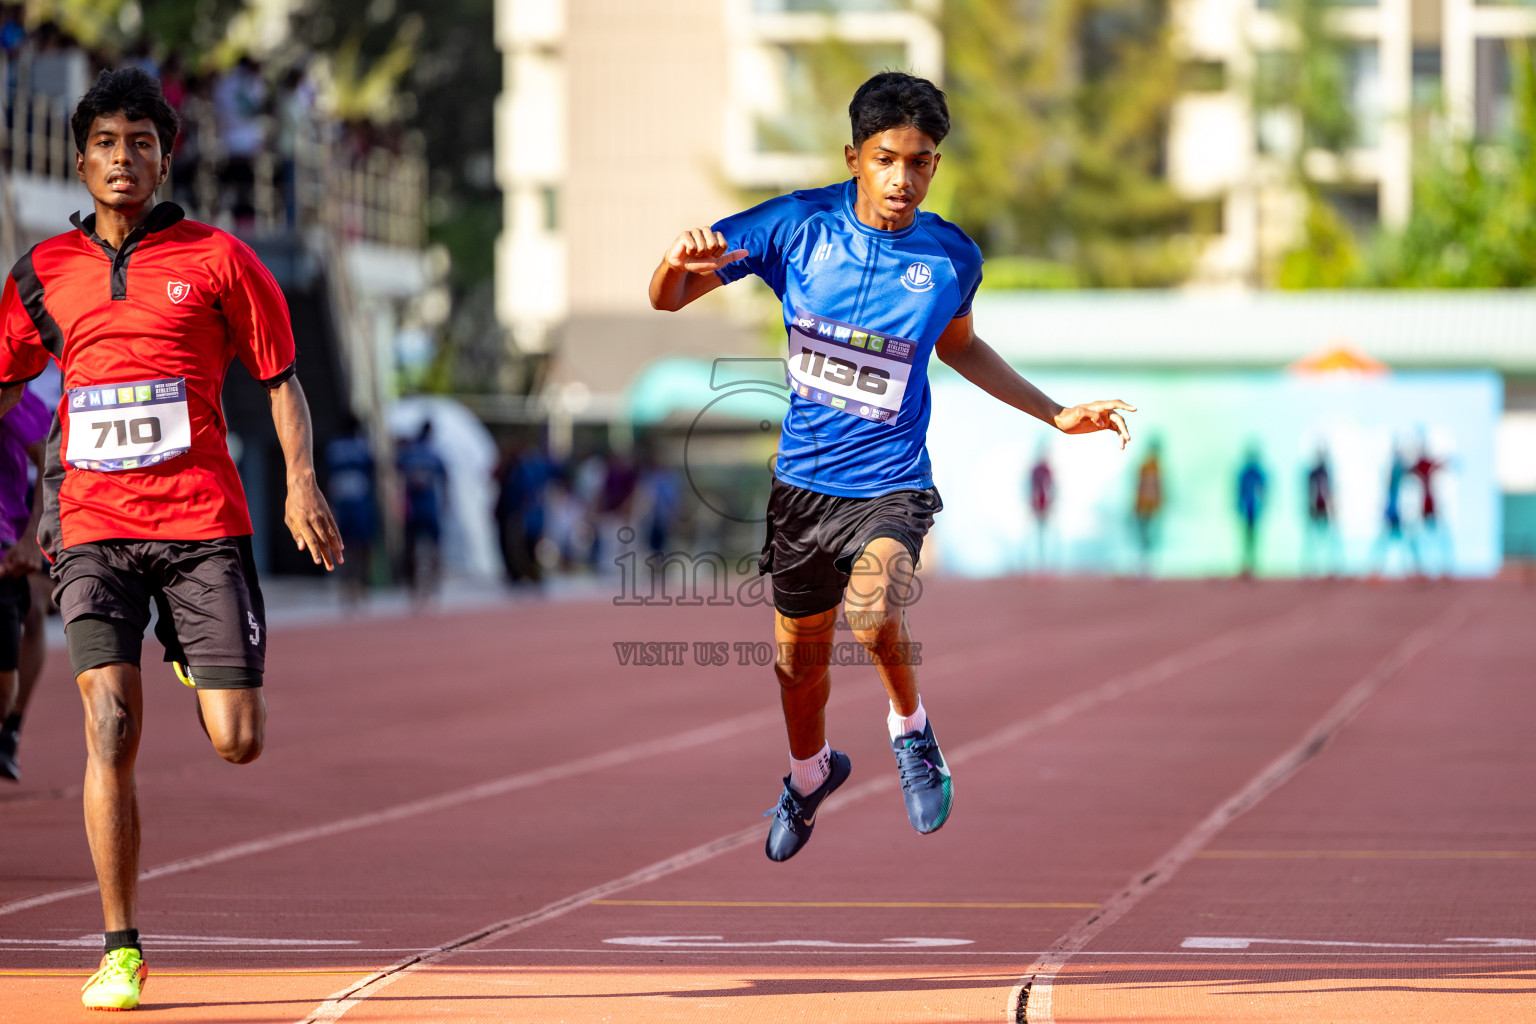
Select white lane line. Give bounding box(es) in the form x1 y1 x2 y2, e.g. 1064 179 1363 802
1182 936 1536 950
1009 598 1473 1024
0 601 1237 918
0 706 789 919
295 602 1320 1024
9 946 1536 960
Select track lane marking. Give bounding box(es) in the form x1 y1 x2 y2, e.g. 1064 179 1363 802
0 705 796 919
591 900 1099 908
1009 597 1475 1024
0 602 1265 919
295 600 1322 1024
1198 849 1536 859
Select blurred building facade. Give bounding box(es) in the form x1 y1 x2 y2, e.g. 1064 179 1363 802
1172 0 1536 286
493 0 940 413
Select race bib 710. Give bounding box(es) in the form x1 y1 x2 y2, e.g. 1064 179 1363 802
786 309 918 426
64 377 193 471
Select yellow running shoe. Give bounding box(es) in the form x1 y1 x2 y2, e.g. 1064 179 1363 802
173 661 196 688
81 947 147 1011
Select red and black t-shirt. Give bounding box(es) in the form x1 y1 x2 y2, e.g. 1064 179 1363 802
0 202 295 554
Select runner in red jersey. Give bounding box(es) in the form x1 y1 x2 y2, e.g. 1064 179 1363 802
0 68 342 1011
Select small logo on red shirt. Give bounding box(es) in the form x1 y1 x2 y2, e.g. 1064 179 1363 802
167 280 191 304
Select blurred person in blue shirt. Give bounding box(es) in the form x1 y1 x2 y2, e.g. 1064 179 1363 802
397 421 448 603
325 414 376 607
1236 447 1267 579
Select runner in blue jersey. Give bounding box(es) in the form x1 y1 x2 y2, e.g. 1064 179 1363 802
650 73 1135 862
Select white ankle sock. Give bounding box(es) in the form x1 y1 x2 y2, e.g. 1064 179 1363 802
888 697 927 740
789 743 831 797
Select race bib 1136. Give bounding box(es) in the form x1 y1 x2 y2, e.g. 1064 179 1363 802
64 377 192 472
786 309 918 426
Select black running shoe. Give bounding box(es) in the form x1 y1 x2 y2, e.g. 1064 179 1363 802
0 721 19 782
763 750 852 862
892 720 952 833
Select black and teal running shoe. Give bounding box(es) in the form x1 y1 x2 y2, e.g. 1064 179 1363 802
892 721 952 834
764 750 852 862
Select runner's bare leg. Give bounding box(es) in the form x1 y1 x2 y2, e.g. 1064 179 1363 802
77 663 142 933
845 536 920 717
774 608 836 760
195 688 265 764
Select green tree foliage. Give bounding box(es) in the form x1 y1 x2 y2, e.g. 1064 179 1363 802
1358 47 1536 286
940 0 1200 287
1283 42 1536 288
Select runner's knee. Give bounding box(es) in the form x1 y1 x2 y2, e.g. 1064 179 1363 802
78 677 140 767
846 603 902 647
199 687 265 764
208 707 263 764
774 647 828 690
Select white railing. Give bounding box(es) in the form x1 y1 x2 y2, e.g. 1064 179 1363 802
0 53 425 250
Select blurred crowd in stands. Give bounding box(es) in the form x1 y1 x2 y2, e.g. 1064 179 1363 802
0 7 417 238
324 422 687 599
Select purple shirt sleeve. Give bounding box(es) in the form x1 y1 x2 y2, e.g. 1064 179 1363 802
7 391 50 448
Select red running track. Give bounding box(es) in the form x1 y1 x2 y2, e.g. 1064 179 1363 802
1 579 1533 1022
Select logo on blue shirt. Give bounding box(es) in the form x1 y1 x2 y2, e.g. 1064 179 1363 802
901 262 934 293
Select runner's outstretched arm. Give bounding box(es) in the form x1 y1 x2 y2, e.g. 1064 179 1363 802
935 313 1135 449
649 228 747 311
268 376 344 570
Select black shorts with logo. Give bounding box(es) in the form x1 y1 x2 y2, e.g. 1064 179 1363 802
0 573 30 673
52 536 266 687
758 478 941 619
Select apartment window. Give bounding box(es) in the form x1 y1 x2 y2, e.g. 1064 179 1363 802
1346 44 1382 148
1322 186 1379 233
1472 39 1530 138
1411 46 1442 107
540 185 559 232
1181 60 1227 92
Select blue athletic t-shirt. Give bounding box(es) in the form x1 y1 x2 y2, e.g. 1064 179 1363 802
712 179 983 498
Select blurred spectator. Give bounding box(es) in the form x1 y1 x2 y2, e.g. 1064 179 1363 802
325 415 376 609
158 52 187 109
495 440 550 585
1236 447 1267 579
541 474 591 572
1133 441 1164 577
1027 446 1054 573
214 55 267 221
397 421 448 603
1302 447 1339 577
599 453 639 564
275 65 317 227
171 70 216 211
121 40 157 78
28 22 88 106
1372 445 1420 577
0 6 25 55
638 448 681 557
1410 443 1452 577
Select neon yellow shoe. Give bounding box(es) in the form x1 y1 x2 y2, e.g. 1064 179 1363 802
81 947 147 1011
173 661 196 688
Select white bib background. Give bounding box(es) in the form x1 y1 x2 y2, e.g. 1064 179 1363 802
786 309 918 426
64 377 193 471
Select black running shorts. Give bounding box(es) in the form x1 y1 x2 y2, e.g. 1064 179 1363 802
53 537 266 686
0 574 30 673
758 478 941 619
